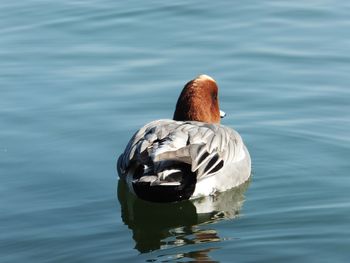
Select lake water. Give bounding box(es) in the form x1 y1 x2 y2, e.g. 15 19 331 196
1 1 349 262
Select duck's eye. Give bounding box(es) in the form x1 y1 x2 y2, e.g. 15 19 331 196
212 94 217 101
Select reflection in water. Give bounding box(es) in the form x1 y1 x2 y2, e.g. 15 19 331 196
117 180 250 261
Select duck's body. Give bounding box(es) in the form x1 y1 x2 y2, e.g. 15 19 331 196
118 119 251 202
117 75 251 202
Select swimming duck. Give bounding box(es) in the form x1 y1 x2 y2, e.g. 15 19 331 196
117 75 251 202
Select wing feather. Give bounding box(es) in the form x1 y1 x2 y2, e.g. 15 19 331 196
118 120 246 182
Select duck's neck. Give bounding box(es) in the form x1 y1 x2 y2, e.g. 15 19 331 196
173 88 218 123
173 94 197 122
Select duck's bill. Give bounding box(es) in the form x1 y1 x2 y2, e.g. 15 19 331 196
220 110 226 118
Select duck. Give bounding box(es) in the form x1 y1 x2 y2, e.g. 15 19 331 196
117 74 251 203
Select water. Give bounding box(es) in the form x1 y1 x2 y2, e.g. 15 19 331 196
1 0 349 262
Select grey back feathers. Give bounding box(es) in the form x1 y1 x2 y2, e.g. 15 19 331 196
118 119 244 182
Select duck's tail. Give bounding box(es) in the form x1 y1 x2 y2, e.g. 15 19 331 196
135 162 197 203
120 155 197 202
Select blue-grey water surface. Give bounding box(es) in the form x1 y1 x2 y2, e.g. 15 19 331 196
1 1 350 262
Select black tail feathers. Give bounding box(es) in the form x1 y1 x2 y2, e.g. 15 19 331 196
132 163 196 203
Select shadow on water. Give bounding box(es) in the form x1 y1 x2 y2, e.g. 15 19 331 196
117 179 250 260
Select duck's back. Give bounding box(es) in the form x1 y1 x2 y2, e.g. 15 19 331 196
117 119 251 202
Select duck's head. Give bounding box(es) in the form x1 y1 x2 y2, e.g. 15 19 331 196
173 74 226 124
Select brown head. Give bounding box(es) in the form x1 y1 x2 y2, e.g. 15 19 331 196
173 75 225 124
